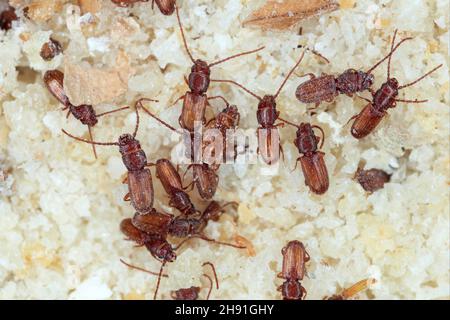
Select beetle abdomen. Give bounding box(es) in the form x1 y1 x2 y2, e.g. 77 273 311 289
128 169 154 213
300 153 329 195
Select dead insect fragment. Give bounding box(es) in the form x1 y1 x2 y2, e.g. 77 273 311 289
40 38 63 61
355 167 391 193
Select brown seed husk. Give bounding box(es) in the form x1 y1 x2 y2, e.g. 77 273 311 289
243 0 339 30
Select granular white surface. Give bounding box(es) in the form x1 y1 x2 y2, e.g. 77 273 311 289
0 0 449 299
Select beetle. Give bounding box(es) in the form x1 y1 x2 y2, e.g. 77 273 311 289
212 50 307 165
277 240 310 300
137 99 221 200
349 30 443 139
121 211 244 300
120 218 176 300
295 30 413 108
152 158 199 216
61 107 156 213
174 5 264 133
280 119 329 195
44 70 128 158
171 262 219 300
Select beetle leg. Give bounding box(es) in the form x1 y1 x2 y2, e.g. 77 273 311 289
182 164 194 180
182 180 195 192
192 234 247 249
307 103 320 112
205 117 216 127
344 114 359 127
277 272 284 279
122 175 128 184
291 157 301 173
301 286 308 300
145 162 156 167
295 72 316 80
183 76 189 86
172 95 186 108
395 98 428 104
123 193 131 201
279 144 285 163
66 109 71 119
207 95 229 108
355 94 372 103
304 250 311 262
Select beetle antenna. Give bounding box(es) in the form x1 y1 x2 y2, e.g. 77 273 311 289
209 46 265 67
274 50 306 99
278 117 299 128
87 126 97 159
202 261 219 289
211 79 262 101
398 64 443 90
175 5 195 64
61 129 118 146
153 261 167 300
202 274 214 300
120 259 168 277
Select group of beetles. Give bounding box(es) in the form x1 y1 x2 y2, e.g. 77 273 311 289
2 0 442 299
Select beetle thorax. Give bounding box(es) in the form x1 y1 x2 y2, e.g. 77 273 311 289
70 104 98 126
336 69 374 94
189 60 211 94
256 95 278 127
373 78 399 111
294 123 318 155
171 190 196 215
169 217 201 238
118 134 147 171
281 280 304 300
216 105 239 129
147 239 176 262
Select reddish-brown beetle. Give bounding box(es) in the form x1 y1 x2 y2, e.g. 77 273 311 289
131 209 242 245
44 70 129 158
201 200 238 223
349 30 443 139
111 0 176 15
212 50 307 165
121 211 244 299
62 108 156 214
186 163 219 200
174 5 264 132
295 31 415 108
203 104 241 168
153 158 199 216
171 262 219 300
0 6 18 31
120 217 176 300
277 240 310 300
280 119 329 195
137 100 221 200
324 278 376 300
